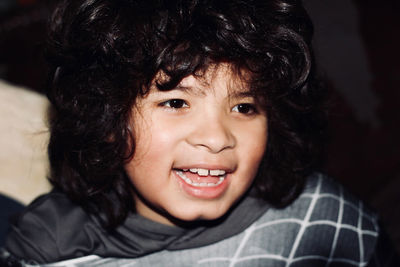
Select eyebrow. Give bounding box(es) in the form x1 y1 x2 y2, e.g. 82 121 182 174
174 85 207 96
228 90 254 99
175 83 254 97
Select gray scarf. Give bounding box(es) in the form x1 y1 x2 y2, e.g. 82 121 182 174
5 192 269 264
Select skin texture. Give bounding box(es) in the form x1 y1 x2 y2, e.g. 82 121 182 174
125 65 268 226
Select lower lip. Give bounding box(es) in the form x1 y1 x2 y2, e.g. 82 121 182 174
174 171 230 199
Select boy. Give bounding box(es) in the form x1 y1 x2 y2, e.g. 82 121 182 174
2 0 398 265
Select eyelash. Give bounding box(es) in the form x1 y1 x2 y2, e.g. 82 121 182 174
232 103 257 115
159 99 257 115
159 99 188 109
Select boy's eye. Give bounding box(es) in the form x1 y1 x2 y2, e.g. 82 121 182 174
160 99 188 109
232 103 256 114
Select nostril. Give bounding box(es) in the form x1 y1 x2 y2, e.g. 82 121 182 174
187 126 235 153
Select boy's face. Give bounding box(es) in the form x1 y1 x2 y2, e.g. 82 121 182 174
125 64 268 225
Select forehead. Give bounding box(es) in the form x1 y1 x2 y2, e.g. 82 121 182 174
154 64 251 96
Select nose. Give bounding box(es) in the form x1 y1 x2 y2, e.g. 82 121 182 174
186 110 236 153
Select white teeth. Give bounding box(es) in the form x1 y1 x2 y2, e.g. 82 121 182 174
176 171 192 185
188 168 226 177
210 169 226 176
175 170 225 187
197 168 209 176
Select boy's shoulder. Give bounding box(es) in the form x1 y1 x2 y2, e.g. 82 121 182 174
258 173 379 227
4 191 94 263
282 173 378 224
250 173 380 265
301 173 378 227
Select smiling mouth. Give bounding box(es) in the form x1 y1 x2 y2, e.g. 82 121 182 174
174 168 226 187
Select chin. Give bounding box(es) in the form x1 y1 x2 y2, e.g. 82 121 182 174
167 204 231 224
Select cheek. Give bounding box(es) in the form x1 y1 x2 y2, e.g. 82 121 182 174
240 119 268 155
125 117 184 187
238 122 268 175
131 117 176 161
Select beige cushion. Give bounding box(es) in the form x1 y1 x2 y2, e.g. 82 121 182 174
0 80 51 205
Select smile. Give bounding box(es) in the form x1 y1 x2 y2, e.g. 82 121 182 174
175 169 226 187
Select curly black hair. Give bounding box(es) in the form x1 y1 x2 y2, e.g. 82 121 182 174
46 0 326 228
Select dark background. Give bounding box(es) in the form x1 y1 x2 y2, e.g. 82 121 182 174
304 0 400 252
1 0 399 252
